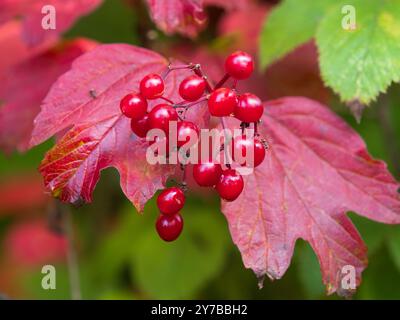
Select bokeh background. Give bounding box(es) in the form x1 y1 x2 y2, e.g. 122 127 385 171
0 0 399 299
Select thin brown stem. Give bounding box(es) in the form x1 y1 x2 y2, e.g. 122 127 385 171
160 96 174 104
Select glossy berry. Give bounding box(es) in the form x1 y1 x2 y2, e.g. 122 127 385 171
177 121 199 148
179 75 206 102
140 74 164 99
225 51 254 80
208 88 237 117
193 163 222 187
157 187 185 215
216 169 244 201
120 93 147 119
234 93 263 123
156 213 183 242
131 114 150 138
149 104 178 133
233 135 266 168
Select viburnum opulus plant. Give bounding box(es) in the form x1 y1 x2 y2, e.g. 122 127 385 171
27 43 400 297
119 51 267 241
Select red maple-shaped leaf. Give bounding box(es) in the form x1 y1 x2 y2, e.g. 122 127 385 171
30 44 202 211
145 0 247 37
0 38 97 152
0 0 102 45
222 97 400 295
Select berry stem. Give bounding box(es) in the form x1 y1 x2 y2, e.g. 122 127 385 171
170 64 193 70
160 96 174 104
162 63 193 79
214 73 230 90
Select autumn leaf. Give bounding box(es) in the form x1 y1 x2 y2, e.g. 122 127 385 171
30 44 205 211
0 38 97 153
145 0 247 38
222 97 400 296
0 0 103 45
0 174 48 214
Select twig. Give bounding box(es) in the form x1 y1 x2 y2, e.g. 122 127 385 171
160 96 174 104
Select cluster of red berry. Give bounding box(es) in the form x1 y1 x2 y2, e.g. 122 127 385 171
120 51 267 242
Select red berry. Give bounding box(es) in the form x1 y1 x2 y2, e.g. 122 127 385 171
179 75 206 102
234 93 263 123
157 187 185 215
176 121 199 148
208 88 237 117
149 104 178 134
216 169 244 201
193 163 222 187
140 74 164 99
131 114 150 138
225 51 254 80
233 135 266 168
120 93 147 119
156 213 183 242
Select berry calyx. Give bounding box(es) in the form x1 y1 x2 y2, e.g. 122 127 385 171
149 104 178 133
234 93 263 123
179 75 206 102
157 187 185 215
177 121 199 148
193 163 222 187
131 114 150 138
120 93 147 119
225 51 254 80
232 135 266 168
208 88 237 117
216 169 244 201
140 74 165 99
156 213 183 242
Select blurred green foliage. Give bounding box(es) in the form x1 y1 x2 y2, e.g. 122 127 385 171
0 0 399 300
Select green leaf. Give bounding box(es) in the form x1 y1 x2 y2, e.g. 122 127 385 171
317 0 400 104
131 205 229 299
259 0 335 68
